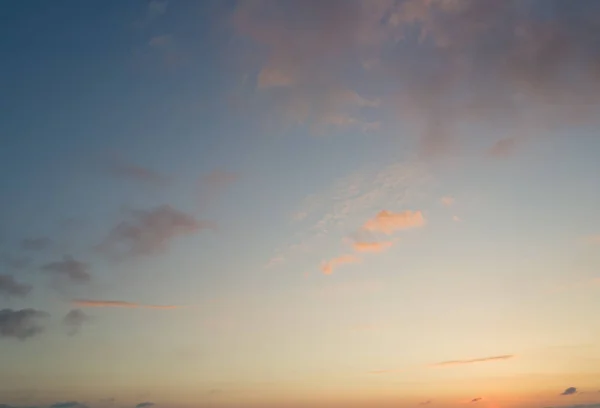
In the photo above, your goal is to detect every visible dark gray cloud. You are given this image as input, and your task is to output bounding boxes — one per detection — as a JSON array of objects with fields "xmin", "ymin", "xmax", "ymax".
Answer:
[
  {"xmin": 63, "ymin": 309, "xmax": 91, "ymax": 336},
  {"xmin": 561, "ymin": 387, "xmax": 578, "ymax": 396},
  {"xmin": 0, "ymin": 308, "xmax": 48, "ymax": 340},
  {"xmin": 40, "ymin": 256, "xmax": 91, "ymax": 284},
  {"xmin": 97, "ymin": 205, "xmax": 214, "ymax": 258},
  {"xmin": 0, "ymin": 275, "xmax": 32, "ymax": 298},
  {"xmin": 135, "ymin": 402, "xmax": 155, "ymax": 408},
  {"xmin": 50, "ymin": 402, "xmax": 88, "ymax": 408},
  {"xmin": 20, "ymin": 237, "xmax": 53, "ymax": 251}
]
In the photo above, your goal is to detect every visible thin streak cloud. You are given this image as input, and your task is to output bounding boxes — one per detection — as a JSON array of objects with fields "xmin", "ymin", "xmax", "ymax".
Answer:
[
  {"xmin": 433, "ymin": 354, "xmax": 515, "ymax": 367},
  {"xmin": 72, "ymin": 300, "xmax": 182, "ymax": 310}
]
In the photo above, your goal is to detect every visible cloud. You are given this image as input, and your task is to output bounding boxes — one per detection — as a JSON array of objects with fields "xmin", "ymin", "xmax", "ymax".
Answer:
[
  {"xmin": 20, "ymin": 237, "xmax": 52, "ymax": 251},
  {"xmin": 136, "ymin": 403, "xmax": 155, "ymax": 408},
  {"xmin": 232, "ymin": 1, "xmax": 600, "ymax": 150},
  {"xmin": 0, "ymin": 308, "xmax": 48, "ymax": 340},
  {"xmin": 149, "ymin": 34, "xmax": 174, "ymax": 48},
  {"xmin": 546, "ymin": 405, "xmax": 600, "ymax": 408},
  {"xmin": 321, "ymin": 254, "xmax": 360, "ymax": 275},
  {"xmin": 204, "ymin": 170, "xmax": 239, "ymax": 187},
  {"xmin": 63, "ymin": 309, "xmax": 91, "ymax": 336},
  {"xmin": 585, "ymin": 235, "xmax": 600, "ymax": 245},
  {"xmin": 561, "ymin": 387, "xmax": 578, "ymax": 396},
  {"xmin": 352, "ymin": 241, "xmax": 393, "ymax": 253},
  {"xmin": 0, "ymin": 275, "xmax": 32, "ymax": 298},
  {"xmin": 420, "ymin": 401, "xmax": 432, "ymax": 406},
  {"xmin": 488, "ymin": 137, "xmax": 519, "ymax": 158},
  {"xmin": 108, "ymin": 156, "xmax": 170, "ymax": 186},
  {"xmin": 50, "ymin": 402, "xmax": 88, "ymax": 408},
  {"xmin": 98, "ymin": 205, "xmax": 214, "ymax": 258},
  {"xmin": 41, "ymin": 256, "xmax": 91, "ymax": 284},
  {"xmin": 441, "ymin": 196, "xmax": 455, "ymax": 206},
  {"xmin": 453, "ymin": 215, "xmax": 462, "ymax": 222},
  {"xmin": 471, "ymin": 398, "xmax": 483, "ymax": 403},
  {"xmin": 368, "ymin": 369, "xmax": 403, "ymax": 375},
  {"xmin": 433, "ymin": 354, "xmax": 515, "ymax": 367},
  {"xmin": 232, "ymin": 0, "xmax": 387, "ymax": 131},
  {"xmin": 363, "ymin": 210, "xmax": 425, "ymax": 235},
  {"xmin": 73, "ymin": 299, "xmax": 181, "ymax": 310},
  {"xmin": 135, "ymin": 0, "xmax": 168, "ymax": 28}
]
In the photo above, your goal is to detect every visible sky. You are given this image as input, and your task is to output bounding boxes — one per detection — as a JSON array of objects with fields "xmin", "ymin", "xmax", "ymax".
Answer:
[{"xmin": 1, "ymin": 1, "xmax": 600, "ymax": 408}]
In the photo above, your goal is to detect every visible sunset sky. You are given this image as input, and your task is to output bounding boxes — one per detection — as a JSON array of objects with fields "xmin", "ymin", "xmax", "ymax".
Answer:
[{"xmin": 1, "ymin": 1, "xmax": 600, "ymax": 408}]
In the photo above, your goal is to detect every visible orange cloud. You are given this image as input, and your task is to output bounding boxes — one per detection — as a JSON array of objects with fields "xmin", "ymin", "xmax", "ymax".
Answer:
[
  {"xmin": 441, "ymin": 196, "xmax": 455, "ymax": 206},
  {"xmin": 488, "ymin": 137, "xmax": 519, "ymax": 158},
  {"xmin": 73, "ymin": 299, "xmax": 181, "ymax": 310},
  {"xmin": 363, "ymin": 210, "xmax": 425, "ymax": 234},
  {"xmin": 353, "ymin": 241, "xmax": 393, "ymax": 253},
  {"xmin": 321, "ymin": 254, "xmax": 360, "ymax": 275},
  {"xmin": 433, "ymin": 354, "xmax": 515, "ymax": 367}
]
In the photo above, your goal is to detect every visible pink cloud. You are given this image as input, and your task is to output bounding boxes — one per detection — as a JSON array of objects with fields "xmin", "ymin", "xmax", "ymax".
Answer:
[
  {"xmin": 363, "ymin": 210, "xmax": 425, "ymax": 235},
  {"xmin": 353, "ymin": 241, "xmax": 393, "ymax": 253},
  {"xmin": 321, "ymin": 254, "xmax": 360, "ymax": 275},
  {"xmin": 441, "ymin": 196, "xmax": 455, "ymax": 206},
  {"xmin": 433, "ymin": 354, "xmax": 515, "ymax": 367}
]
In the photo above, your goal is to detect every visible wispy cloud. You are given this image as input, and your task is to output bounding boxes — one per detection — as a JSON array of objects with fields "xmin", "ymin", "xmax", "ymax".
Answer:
[
  {"xmin": 97, "ymin": 205, "xmax": 214, "ymax": 258},
  {"xmin": 41, "ymin": 256, "xmax": 91, "ymax": 284},
  {"xmin": 0, "ymin": 275, "xmax": 32, "ymax": 298},
  {"xmin": 488, "ymin": 137, "xmax": 519, "ymax": 158},
  {"xmin": 368, "ymin": 369, "xmax": 403, "ymax": 375},
  {"xmin": 108, "ymin": 156, "xmax": 170, "ymax": 186},
  {"xmin": 136, "ymin": 402, "xmax": 155, "ymax": 408},
  {"xmin": 50, "ymin": 402, "xmax": 88, "ymax": 408},
  {"xmin": 321, "ymin": 254, "xmax": 360, "ymax": 275},
  {"xmin": 433, "ymin": 354, "xmax": 515, "ymax": 367},
  {"xmin": 441, "ymin": 196, "xmax": 455, "ymax": 207},
  {"xmin": 352, "ymin": 241, "xmax": 393, "ymax": 253},
  {"xmin": 20, "ymin": 237, "xmax": 53, "ymax": 251},
  {"xmin": 73, "ymin": 299, "xmax": 182, "ymax": 310},
  {"xmin": 420, "ymin": 401, "xmax": 432, "ymax": 406},
  {"xmin": 0, "ymin": 308, "xmax": 48, "ymax": 340},
  {"xmin": 135, "ymin": 0, "xmax": 168, "ymax": 28},
  {"xmin": 63, "ymin": 309, "xmax": 91, "ymax": 336},
  {"xmin": 471, "ymin": 398, "xmax": 483, "ymax": 403},
  {"xmin": 363, "ymin": 210, "xmax": 425, "ymax": 235}
]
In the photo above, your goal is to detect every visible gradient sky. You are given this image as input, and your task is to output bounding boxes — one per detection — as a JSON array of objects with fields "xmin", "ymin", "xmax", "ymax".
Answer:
[{"xmin": 1, "ymin": 1, "xmax": 600, "ymax": 408}]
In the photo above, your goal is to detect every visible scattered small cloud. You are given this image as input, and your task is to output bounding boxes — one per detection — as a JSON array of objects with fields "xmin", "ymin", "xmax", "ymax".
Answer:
[
  {"xmin": 420, "ymin": 400, "xmax": 432, "ymax": 406},
  {"xmin": 352, "ymin": 241, "xmax": 393, "ymax": 253},
  {"xmin": 363, "ymin": 210, "xmax": 425, "ymax": 235},
  {"xmin": 63, "ymin": 309, "xmax": 91, "ymax": 336},
  {"xmin": 108, "ymin": 156, "xmax": 170, "ymax": 187},
  {"xmin": 97, "ymin": 205, "xmax": 214, "ymax": 258},
  {"xmin": 471, "ymin": 398, "xmax": 483, "ymax": 403},
  {"xmin": 20, "ymin": 237, "xmax": 53, "ymax": 251},
  {"xmin": 41, "ymin": 256, "xmax": 91, "ymax": 284},
  {"xmin": 203, "ymin": 170, "xmax": 239, "ymax": 187},
  {"xmin": 368, "ymin": 369, "xmax": 403, "ymax": 375},
  {"xmin": 0, "ymin": 308, "xmax": 48, "ymax": 340},
  {"xmin": 453, "ymin": 215, "xmax": 462, "ymax": 222},
  {"xmin": 0, "ymin": 275, "xmax": 32, "ymax": 298},
  {"xmin": 321, "ymin": 254, "xmax": 360, "ymax": 275},
  {"xmin": 433, "ymin": 354, "xmax": 514, "ymax": 367},
  {"xmin": 561, "ymin": 387, "xmax": 577, "ymax": 396},
  {"xmin": 149, "ymin": 34, "xmax": 174, "ymax": 48},
  {"xmin": 136, "ymin": 402, "xmax": 155, "ymax": 408},
  {"xmin": 73, "ymin": 299, "xmax": 181, "ymax": 310},
  {"xmin": 585, "ymin": 235, "xmax": 600, "ymax": 245},
  {"xmin": 488, "ymin": 137, "xmax": 519, "ymax": 158},
  {"xmin": 135, "ymin": 0, "xmax": 168, "ymax": 28},
  {"xmin": 50, "ymin": 402, "xmax": 88, "ymax": 408},
  {"xmin": 441, "ymin": 196, "xmax": 455, "ymax": 206}
]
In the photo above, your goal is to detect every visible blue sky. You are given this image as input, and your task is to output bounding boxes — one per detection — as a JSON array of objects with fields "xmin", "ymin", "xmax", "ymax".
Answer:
[{"xmin": 1, "ymin": 1, "xmax": 600, "ymax": 408}]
